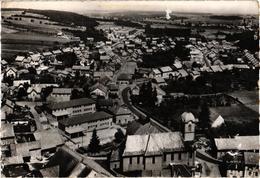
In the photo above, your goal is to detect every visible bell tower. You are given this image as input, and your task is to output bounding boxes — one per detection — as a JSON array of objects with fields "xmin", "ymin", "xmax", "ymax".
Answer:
[{"xmin": 181, "ymin": 112, "xmax": 197, "ymax": 142}]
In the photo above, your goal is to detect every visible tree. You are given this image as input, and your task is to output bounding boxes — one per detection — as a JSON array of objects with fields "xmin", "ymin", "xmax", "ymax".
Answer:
[
  {"xmin": 152, "ymin": 87, "xmax": 158, "ymax": 106},
  {"xmin": 28, "ymin": 67, "xmax": 37, "ymax": 75},
  {"xmin": 17, "ymin": 87, "xmax": 27, "ymax": 100},
  {"xmin": 199, "ymin": 103, "xmax": 211, "ymax": 129},
  {"xmin": 41, "ymin": 86, "xmax": 53, "ymax": 101},
  {"xmin": 88, "ymin": 129, "xmax": 100, "ymax": 153},
  {"xmin": 114, "ymin": 128, "xmax": 125, "ymax": 143}
]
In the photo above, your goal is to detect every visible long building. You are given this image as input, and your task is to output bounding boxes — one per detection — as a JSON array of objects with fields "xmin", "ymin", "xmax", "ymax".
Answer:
[
  {"xmin": 58, "ymin": 111, "xmax": 113, "ymax": 138},
  {"xmin": 47, "ymin": 98, "xmax": 96, "ymax": 120}
]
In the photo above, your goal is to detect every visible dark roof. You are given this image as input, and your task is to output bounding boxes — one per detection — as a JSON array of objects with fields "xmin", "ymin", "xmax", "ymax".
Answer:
[
  {"xmin": 126, "ymin": 121, "xmax": 142, "ymax": 135},
  {"xmin": 134, "ymin": 122, "xmax": 160, "ymax": 135},
  {"xmin": 49, "ymin": 98, "xmax": 95, "ymax": 110},
  {"xmin": 44, "ymin": 146, "xmax": 112, "ymax": 177},
  {"xmin": 244, "ymin": 152, "xmax": 259, "ymax": 165},
  {"xmin": 117, "ymin": 73, "xmax": 132, "ymax": 81},
  {"xmin": 59, "ymin": 111, "xmax": 112, "ymax": 127}
]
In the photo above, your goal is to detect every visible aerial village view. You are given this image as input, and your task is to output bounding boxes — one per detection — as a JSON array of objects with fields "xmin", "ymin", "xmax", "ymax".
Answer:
[{"xmin": 1, "ymin": 1, "xmax": 259, "ymax": 177}]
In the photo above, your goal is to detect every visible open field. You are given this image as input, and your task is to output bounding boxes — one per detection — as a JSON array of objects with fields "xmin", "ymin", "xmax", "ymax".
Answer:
[
  {"xmin": 2, "ymin": 32, "xmax": 71, "ymax": 43},
  {"xmin": 1, "ymin": 31, "xmax": 73, "ymax": 59},
  {"xmin": 210, "ymin": 104, "xmax": 258, "ymax": 124}
]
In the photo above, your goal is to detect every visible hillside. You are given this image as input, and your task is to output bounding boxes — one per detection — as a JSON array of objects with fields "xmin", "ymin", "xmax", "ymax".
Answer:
[{"xmin": 2, "ymin": 8, "xmax": 99, "ymax": 28}]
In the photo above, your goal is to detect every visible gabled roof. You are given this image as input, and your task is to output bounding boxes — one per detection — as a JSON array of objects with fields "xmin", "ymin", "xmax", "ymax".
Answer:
[
  {"xmin": 123, "ymin": 132, "xmax": 185, "ymax": 157},
  {"xmin": 160, "ymin": 66, "xmax": 172, "ymax": 73},
  {"xmin": 15, "ymin": 56, "xmax": 25, "ymax": 62},
  {"xmin": 6, "ymin": 67, "xmax": 18, "ymax": 73},
  {"xmin": 34, "ymin": 129, "xmax": 64, "ymax": 151},
  {"xmin": 117, "ymin": 73, "xmax": 131, "ymax": 81},
  {"xmin": 58, "ymin": 111, "xmax": 112, "ymax": 127},
  {"xmin": 72, "ymin": 65, "xmax": 90, "ymax": 71},
  {"xmin": 244, "ymin": 152, "xmax": 259, "ymax": 165},
  {"xmin": 44, "ymin": 146, "xmax": 113, "ymax": 177},
  {"xmin": 123, "ymin": 135, "xmax": 149, "ymax": 156},
  {"xmin": 134, "ymin": 123, "xmax": 160, "ymax": 135},
  {"xmin": 49, "ymin": 98, "xmax": 95, "ymax": 110},
  {"xmin": 90, "ymin": 83, "xmax": 107, "ymax": 93},
  {"xmin": 1, "ymin": 59, "xmax": 8, "ymax": 65},
  {"xmin": 145, "ymin": 132, "xmax": 184, "ymax": 156},
  {"xmin": 0, "ymin": 123, "xmax": 15, "ymax": 139},
  {"xmin": 214, "ymin": 135, "xmax": 259, "ymax": 151},
  {"xmin": 52, "ymin": 88, "xmax": 72, "ymax": 95},
  {"xmin": 116, "ymin": 106, "xmax": 131, "ymax": 116}
]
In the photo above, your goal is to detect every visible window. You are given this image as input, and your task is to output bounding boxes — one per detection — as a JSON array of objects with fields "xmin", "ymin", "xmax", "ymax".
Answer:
[
  {"xmin": 188, "ymin": 124, "xmax": 192, "ymax": 132},
  {"xmin": 163, "ymin": 154, "xmax": 167, "ymax": 161},
  {"xmin": 129, "ymin": 157, "xmax": 132, "ymax": 164},
  {"xmin": 189, "ymin": 152, "xmax": 192, "ymax": 158},
  {"xmin": 137, "ymin": 156, "xmax": 140, "ymax": 164},
  {"xmin": 178, "ymin": 152, "xmax": 182, "ymax": 160},
  {"xmin": 171, "ymin": 153, "xmax": 174, "ymax": 160},
  {"xmin": 152, "ymin": 157, "xmax": 155, "ymax": 164}
]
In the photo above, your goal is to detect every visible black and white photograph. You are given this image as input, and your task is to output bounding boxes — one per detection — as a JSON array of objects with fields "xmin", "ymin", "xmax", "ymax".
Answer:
[{"xmin": 1, "ymin": 0, "xmax": 259, "ymax": 177}]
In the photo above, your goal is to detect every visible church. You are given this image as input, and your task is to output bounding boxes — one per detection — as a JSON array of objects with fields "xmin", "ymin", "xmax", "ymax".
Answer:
[{"xmin": 122, "ymin": 112, "xmax": 198, "ymax": 175}]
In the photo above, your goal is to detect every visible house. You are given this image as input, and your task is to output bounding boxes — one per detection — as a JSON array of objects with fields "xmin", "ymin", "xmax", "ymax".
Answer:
[
  {"xmin": 90, "ymin": 83, "xmax": 108, "ymax": 99},
  {"xmin": 39, "ymin": 146, "xmax": 113, "ymax": 177},
  {"xmin": 47, "ymin": 88, "xmax": 72, "ymax": 102},
  {"xmin": 1, "ymin": 59, "xmax": 8, "ymax": 68},
  {"xmin": 72, "ymin": 65, "xmax": 90, "ymax": 75},
  {"xmin": 122, "ymin": 132, "xmax": 194, "ymax": 173},
  {"xmin": 108, "ymin": 83, "xmax": 119, "ymax": 95},
  {"xmin": 214, "ymin": 135, "xmax": 259, "ymax": 159},
  {"xmin": 243, "ymin": 152, "xmax": 259, "ymax": 177},
  {"xmin": 52, "ymin": 49, "xmax": 62, "ymax": 55},
  {"xmin": 117, "ymin": 73, "xmax": 132, "ymax": 85},
  {"xmin": 48, "ymin": 98, "xmax": 96, "ymax": 120},
  {"xmin": 154, "ymin": 77, "xmax": 167, "ymax": 86},
  {"xmin": 211, "ymin": 65, "xmax": 223, "ymax": 73},
  {"xmin": 58, "ymin": 111, "xmax": 113, "ymax": 138},
  {"xmin": 110, "ymin": 148, "xmax": 121, "ymax": 170},
  {"xmin": 15, "ymin": 56, "xmax": 25, "ymax": 63},
  {"xmin": 131, "ymin": 85, "xmax": 140, "ymax": 96},
  {"xmin": 98, "ymin": 75, "xmax": 112, "ymax": 86},
  {"xmin": 13, "ymin": 80, "xmax": 31, "ymax": 87},
  {"xmin": 1, "ymin": 123, "xmax": 15, "ymax": 146},
  {"xmin": 27, "ymin": 85, "xmax": 42, "ymax": 101},
  {"xmin": 33, "ymin": 129, "xmax": 64, "ymax": 154},
  {"xmin": 5, "ymin": 67, "xmax": 17, "ymax": 78},
  {"xmin": 114, "ymin": 106, "xmax": 134, "ymax": 126},
  {"xmin": 150, "ymin": 68, "xmax": 162, "ymax": 78},
  {"xmin": 93, "ymin": 71, "xmax": 114, "ymax": 80},
  {"xmin": 1, "ymin": 99, "xmax": 15, "ymax": 120},
  {"xmin": 10, "ymin": 141, "xmax": 41, "ymax": 162},
  {"xmin": 178, "ymin": 69, "xmax": 189, "ymax": 78},
  {"xmin": 160, "ymin": 66, "xmax": 173, "ymax": 79},
  {"xmin": 42, "ymin": 51, "xmax": 53, "ymax": 57},
  {"xmin": 214, "ymin": 136, "xmax": 259, "ymax": 177},
  {"xmin": 100, "ymin": 55, "xmax": 110, "ymax": 62}
]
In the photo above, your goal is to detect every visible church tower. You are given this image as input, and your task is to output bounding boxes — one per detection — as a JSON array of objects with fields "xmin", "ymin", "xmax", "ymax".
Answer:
[{"xmin": 181, "ymin": 112, "xmax": 197, "ymax": 142}]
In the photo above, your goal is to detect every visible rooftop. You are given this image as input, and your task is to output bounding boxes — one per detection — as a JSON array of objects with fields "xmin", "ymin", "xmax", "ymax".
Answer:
[
  {"xmin": 59, "ymin": 111, "xmax": 112, "ymax": 127},
  {"xmin": 214, "ymin": 135, "xmax": 259, "ymax": 151},
  {"xmin": 0, "ymin": 123, "xmax": 15, "ymax": 139},
  {"xmin": 49, "ymin": 98, "xmax": 95, "ymax": 110},
  {"xmin": 52, "ymin": 88, "xmax": 72, "ymax": 94},
  {"xmin": 34, "ymin": 129, "xmax": 64, "ymax": 151},
  {"xmin": 123, "ymin": 132, "xmax": 184, "ymax": 157}
]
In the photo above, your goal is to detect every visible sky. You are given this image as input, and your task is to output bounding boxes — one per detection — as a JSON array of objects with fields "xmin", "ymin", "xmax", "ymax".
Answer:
[{"xmin": 2, "ymin": 1, "xmax": 258, "ymax": 15}]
